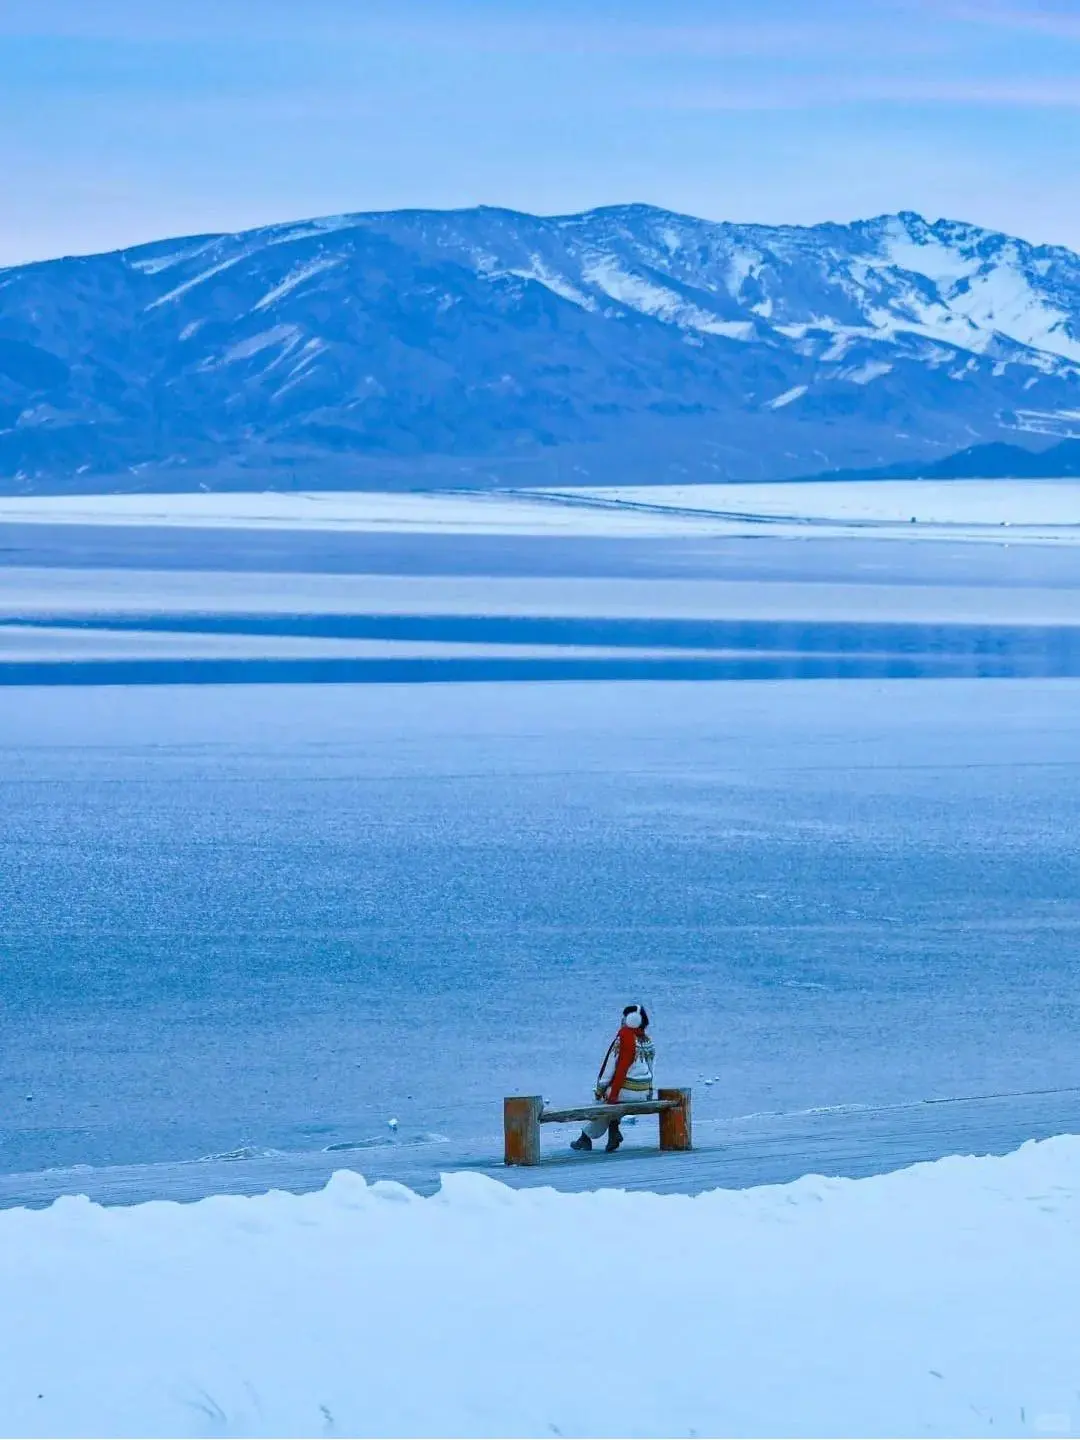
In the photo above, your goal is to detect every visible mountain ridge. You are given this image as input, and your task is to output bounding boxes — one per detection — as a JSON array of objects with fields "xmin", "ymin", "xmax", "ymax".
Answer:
[
  {"xmin": 809, "ymin": 435, "xmax": 1080, "ymax": 481},
  {"xmin": 2, "ymin": 202, "xmax": 1079, "ymax": 492}
]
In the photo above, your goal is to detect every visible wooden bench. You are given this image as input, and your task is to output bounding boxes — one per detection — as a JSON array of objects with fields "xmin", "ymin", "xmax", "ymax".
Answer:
[{"xmin": 504, "ymin": 1088, "xmax": 692, "ymax": 1166}]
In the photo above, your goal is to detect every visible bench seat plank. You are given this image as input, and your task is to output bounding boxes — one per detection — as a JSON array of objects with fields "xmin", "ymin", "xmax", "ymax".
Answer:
[{"xmin": 540, "ymin": 1100, "xmax": 678, "ymax": 1124}]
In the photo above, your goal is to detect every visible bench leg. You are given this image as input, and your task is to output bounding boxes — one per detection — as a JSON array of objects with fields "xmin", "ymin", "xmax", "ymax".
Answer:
[
  {"xmin": 504, "ymin": 1095, "xmax": 543, "ymax": 1166},
  {"xmin": 658, "ymin": 1087, "xmax": 692, "ymax": 1152}
]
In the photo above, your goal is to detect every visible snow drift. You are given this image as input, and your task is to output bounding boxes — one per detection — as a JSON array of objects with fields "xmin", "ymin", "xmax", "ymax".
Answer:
[{"xmin": 1, "ymin": 1138, "xmax": 1078, "ymax": 1438}]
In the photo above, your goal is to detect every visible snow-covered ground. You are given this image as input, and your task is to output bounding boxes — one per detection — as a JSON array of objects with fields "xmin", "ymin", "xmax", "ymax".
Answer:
[
  {"xmin": 559, "ymin": 479, "xmax": 1080, "ymax": 531},
  {"xmin": 2, "ymin": 1138, "xmax": 1078, "ymax": 1439},
  {"xmin": 0, "ymin": 490, "xmax": 717, "ymax": 536},
  {"xmin": 2, "ymin": 479, "xmax": 1080, "ymax": 542}
]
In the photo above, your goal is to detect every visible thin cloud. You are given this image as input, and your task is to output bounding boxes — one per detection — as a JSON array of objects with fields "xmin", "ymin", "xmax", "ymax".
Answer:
[
  {"xmin": 665, "ymin": 73, "xmax": 1080, "ymax": 111},
  {"xmin": 372, "ymin": 16, "xmax": 945, "ymax": 61},
  {"xmin": 0, "ymin": 2, "xmax": 946, "ymax": 59},
  {"xmin": 889, "ymin": 76, "xmax": 1080, "ymax": 105},
  {"xmin": 940, "ymin": 1, "xmax": 1080, "ymax": 40}
]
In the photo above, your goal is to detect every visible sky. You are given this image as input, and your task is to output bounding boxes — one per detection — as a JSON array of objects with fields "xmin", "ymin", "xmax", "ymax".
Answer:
[{"xmin": 1, "ymin": 0, "xmax": 1079, "ymax": 266}]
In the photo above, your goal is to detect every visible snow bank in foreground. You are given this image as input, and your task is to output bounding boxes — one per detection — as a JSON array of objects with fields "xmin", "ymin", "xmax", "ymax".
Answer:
[{"xmin": 2, "ymin": 1140, "xmax": 1078, "ymax": 1439}]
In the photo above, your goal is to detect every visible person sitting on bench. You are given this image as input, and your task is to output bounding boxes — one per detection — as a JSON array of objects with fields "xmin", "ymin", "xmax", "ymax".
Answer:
[{"xmin": 571, "ymin": 1004, "xmax": 654, "ymax": 1153}]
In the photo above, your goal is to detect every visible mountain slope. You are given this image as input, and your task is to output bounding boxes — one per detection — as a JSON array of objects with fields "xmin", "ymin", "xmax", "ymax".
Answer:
[
  {"xmin": 1, "ymin": 204, "xmax": 1079, "ymax": 491},
  {"xmin": 812, "ymin": 435, "xmax": 1080, "ymax": 481}
]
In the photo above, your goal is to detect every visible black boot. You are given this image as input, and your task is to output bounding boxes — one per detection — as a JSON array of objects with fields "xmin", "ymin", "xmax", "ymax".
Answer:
[
  {"xmin": 570, "ymin": 1132, "xmax": 593, "ymax": 1152},
  {"xmin": 605, "ymin": 1122, "xmax": 624, "ymax": 1153}
]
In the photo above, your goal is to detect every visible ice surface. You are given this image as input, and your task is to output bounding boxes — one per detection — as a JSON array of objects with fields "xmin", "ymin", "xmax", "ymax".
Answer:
[
  {"xmin": 4, "ymin": 509, "xmax": 1079, "ymax": 1223},
  {"xmin": 0, "ymin": 626, "xmax": 753, "ymax": 663},
  {"xmin": 2, "ymin": 1139, "xmax": 1079, "ymax": 1438},
  {"xmin": 6, "ymin": 565, "xmax": 1080, "ymax": 623},
  {"xmin": 4, "ymin": 679, "xmax": 1080, "ymax": 1177}
]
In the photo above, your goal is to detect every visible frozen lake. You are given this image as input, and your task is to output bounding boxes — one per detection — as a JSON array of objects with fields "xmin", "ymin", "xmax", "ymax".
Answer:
[
  {"xmin": 1, "ymin": 494, "xmax": 1079, "ymax": 1204},
  {"xmin": 3, "ymin": 678, "xmax": 1079, "ymax": 1196}
]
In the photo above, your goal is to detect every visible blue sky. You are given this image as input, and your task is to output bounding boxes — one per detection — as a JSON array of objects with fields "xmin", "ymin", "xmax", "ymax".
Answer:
[{"xmin": 2, "ymin": 0, "xmax": 1079, "ymax": 265}]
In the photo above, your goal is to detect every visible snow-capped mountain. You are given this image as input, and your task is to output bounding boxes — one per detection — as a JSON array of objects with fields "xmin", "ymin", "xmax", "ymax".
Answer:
[{"xmin": 1, "ymin": 203, "xmax": 1079, "ymax": 491}]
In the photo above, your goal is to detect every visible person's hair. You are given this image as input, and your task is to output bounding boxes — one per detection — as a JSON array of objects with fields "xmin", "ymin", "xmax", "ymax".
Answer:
[{"xmin": 623, "ymin": 1003, "xmax": 650, "ymax": 1031}]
